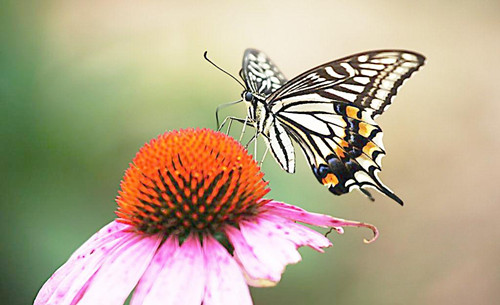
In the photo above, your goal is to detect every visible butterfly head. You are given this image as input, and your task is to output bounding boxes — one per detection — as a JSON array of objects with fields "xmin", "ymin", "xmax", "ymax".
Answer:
[
  {"xmin": 242, "ymin": 90, "xmax": 266, "ymax": 105},
  {"xmin": 241, "ymin": 91, "xmax": 255, "ymax": 120},
  {"xmin": 242, "ymin": 91, "xmax": 254, "ymax": 103},
  {"xmin": 242, "ymin": 90, "xmax": 267, "ymax": 122}
]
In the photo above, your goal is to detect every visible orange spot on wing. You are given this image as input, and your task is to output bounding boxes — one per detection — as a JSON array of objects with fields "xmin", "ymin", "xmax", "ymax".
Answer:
[
  {"xmin": 346, "ymin": 106, "xmax": 359, "ymax": 118},
  {"xmin": 358, "ymin": 122, "xmax": 373, "ymax": 137},
  {"xmin": 321, "ymin": 173, "xmax": 339, "ymax": 186},
  {"xmin": 334, "ymin": 146, "xmax": 345, "ymax": 158},
  {"xmin": 334, "ymin": 140, "xmax": 349, "ymax": 158},
  {"xmin": 362, "ymin": 142, "xmax": 378, "ymax": 156}
]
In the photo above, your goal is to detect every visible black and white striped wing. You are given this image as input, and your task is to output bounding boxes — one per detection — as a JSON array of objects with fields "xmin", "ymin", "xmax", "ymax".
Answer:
[
  {"xmin": 242, "ymin": 48, "xmax": 288, "ymax": 97},
  {"xmin": 269, "ymin": 50, "xmax": 425, "ymax": 118},
  {"xmin": 269, "ymin": 50, "xmax": 425, "ymax": 204},
  {"xmin": 266, "ymin": 119, "xmax": 296, "ymax": 173}
]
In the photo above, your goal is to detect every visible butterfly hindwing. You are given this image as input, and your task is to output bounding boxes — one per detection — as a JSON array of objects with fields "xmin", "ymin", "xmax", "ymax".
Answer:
[
  {"xmin": 275, "ymin": 99, "xmax": 402, "ymax": 204},
  {"xmin": 266, "ymin": 119, "xmax": 296, "ymax": 173}
]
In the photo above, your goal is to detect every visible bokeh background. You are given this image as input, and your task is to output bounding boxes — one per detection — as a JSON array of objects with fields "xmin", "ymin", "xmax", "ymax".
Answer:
[{"xmin": 2, "ymin": 0, "xmax": 499, "ymax": 304}]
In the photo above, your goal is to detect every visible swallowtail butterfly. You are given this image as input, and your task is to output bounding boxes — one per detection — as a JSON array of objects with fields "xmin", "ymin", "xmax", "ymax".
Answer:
[{"xmin": 223, "ymin": 49, "xmax": 425, "ymax": 205}]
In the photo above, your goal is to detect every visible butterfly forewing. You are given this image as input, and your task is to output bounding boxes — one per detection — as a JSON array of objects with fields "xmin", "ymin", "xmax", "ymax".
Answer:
[
  {"xmin": 269, "ymin": 50, "xmax": 425, "ymax": 118},
  {"xmin": 242, "ymin": 49, "xmax": 288, "ymax": 97}
]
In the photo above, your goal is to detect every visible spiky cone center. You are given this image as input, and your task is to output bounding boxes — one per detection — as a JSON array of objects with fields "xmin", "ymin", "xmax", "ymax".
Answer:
[{"xmin": 115, "ymin": 129, "xmax": 270, "ymax": 238}]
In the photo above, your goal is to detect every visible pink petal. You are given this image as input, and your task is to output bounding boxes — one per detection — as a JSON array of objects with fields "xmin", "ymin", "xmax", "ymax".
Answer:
[
  {"xmin": 35, "ymin": 221, "xmax": 134, "ymax": 305},
  {"xmin": 76, "ymin": 233, "xmax": 162, "ymax": 305},
  {"xmin": 202, "ymin": 235, "xmax": 252, "ymax": 305},
  {"xmin": 224, "ymin": 225, "xmax": 276, "ymax": 286},
  {"xmin": 226, "ymin": 219, "xmax": 302, "ymax": 287},
  {"xmin": 139, "ymin": 234, "xmax": 206, "ymax": 305},
  {"xmin": 130, "ymin": 236, "xmax": 179, "ymax": 305},
  {"xmin": 258, "ymin": 214, "xmax": 331, "ymax": 252},
  {"xmin": 66, "ymin": 221, "xmax": 131, "ymax": 262},
  {"xmin": 264, "ymin": 201, "xmax": 379, "ymax": 243}
]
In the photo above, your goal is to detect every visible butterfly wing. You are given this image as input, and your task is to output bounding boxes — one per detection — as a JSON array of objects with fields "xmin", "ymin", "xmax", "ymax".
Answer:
[
  {"xmin": 242, "ymin": 48, "xmax": 288, "ymax": 97},
  {"xmin": 268, "ymin": 50, "xmax": 425, "ymax": 204},
  {"xmin": 269, "ymin": 50, "xmax": 425, "ymax": 118},
  {"xmin": 265, "ymin": 119, "xmax": 296, "ymax": 173}
]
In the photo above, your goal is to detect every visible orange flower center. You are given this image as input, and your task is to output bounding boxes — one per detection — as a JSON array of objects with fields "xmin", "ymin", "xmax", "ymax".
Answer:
[{"xmin": 115, "ymin": 129, "xmax": 269, "ymax": 237}]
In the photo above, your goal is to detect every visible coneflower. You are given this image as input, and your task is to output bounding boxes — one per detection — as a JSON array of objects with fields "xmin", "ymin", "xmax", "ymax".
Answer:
[{"xmin": 34, "ymin": 128, "xmax": 377, "ymax": 305}]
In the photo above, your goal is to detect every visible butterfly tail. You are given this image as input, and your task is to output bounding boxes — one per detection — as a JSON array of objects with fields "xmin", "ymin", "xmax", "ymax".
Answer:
[
  {"xmin": 364, "ymin": 174, "xmax": 404, "ymax": 206},
  {"xmin": 312, "ymin": 155, "xmax": 404, "ymax": 205}
]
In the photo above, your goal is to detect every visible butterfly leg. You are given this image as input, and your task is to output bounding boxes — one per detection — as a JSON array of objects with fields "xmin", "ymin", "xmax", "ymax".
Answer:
[
  {"xmin": 215, "ymin": 99, "xmax": 243, "ymax": 130},
  {"xmin": 254, "ymin": 128, "xmax": 258, "ymax": 159},
  {"xmin": 239, "ymin": 116, "xmax": 249, "ymax": 142},
  {"xmin": 247, "ymin": 127, "xmax": 262, "ymax": 159},
  {"xmin": 244, "ymin": 132, "xmax": 260, "ymax": 160},
  {"xmin": 218, "ymin": 116, "xmax": 248, "ymax": 134},
  {"xmin": 258, "ymin": 133, "xmax": 272, "ymax": 168},
  {"xmin": 225, "ymin": 117, "xmax": 236, "ymax": 134},
  {"xmin": 218, "ymin": 116, "xmax": 231, "ymax": 132},
  {"xmin": 259, "ymin": 145, "xmax": 270, "ymax": 167},
  {"xmin": 244, "ymin": 134, "xmax": 256, "ymax": 149},
  {"xmin": 243, "ymin": 132, "xmax": 267, "ymax": 170}
]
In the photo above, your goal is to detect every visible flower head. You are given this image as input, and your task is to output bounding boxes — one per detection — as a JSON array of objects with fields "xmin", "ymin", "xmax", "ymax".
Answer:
[
  {"xmin": 115, "ymin": 129, "xmax": 269, "ymax": 236},
  {"xmin": 35, "ymin": 128, "xmax": 378, "ymax": 305}
]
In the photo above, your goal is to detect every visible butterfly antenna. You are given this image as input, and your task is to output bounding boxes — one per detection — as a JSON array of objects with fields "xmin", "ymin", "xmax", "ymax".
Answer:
[{"xmin": 204, "ymin": 51, "xmax": 246, "ymax": 89}]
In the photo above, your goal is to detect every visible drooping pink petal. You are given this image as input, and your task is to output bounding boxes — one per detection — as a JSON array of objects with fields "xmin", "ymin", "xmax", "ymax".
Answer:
[
  {"xmin": 48, "ymin": 237, "xmax": 126, "ymax": 305},
  {"xmin": 66, "ymin": 221, "xmax": 131, "ymax": 262},
  {"xmin": 139, "ymin": 234, "xmax": 206, "ymax": 305},
  {"xmin": 202, "ymin": 235, "xmax": 252, "ymax": 305},
  {"xmin": 35, "ymin": 221, "xmax": 134, "ymax": 305},
  {"xmin": 227, "ymin": 219, "xmax": 302, "ymax": 287},
  {"xmin": 264, "ymin": 201, "xmax": 379, "ymax": 243},
  {"xmin": 76, "ymin": 233, "xmax": 162, "ymax": 305},
  {"xmin": 258, "ymin": 213, "xmax": 332, "ymax": 252},
  {"xmin": 130, "ymin": 236, "xmax": 179, "ymax": 305},
  {"xmin": 224, "ymin": 225, "xmax": 276, "ymax": 286}
]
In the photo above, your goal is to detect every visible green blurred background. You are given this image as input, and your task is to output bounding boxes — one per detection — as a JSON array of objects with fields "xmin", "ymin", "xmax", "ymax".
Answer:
[{"xmin": 2, "ymin": 0, "xmax": 499, "ymax": 304}]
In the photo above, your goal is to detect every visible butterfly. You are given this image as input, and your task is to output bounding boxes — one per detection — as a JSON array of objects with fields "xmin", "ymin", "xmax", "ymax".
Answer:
[{"xmin": 218, "ymin": 48, "xmax": 425, "ymax": 205}]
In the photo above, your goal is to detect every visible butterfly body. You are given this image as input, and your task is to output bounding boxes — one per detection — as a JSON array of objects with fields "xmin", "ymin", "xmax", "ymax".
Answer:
[
  {"xmin": 237, "ymin": 48, "xmax": 425, "ymax": 205},
  {"xmin": 242, "ymin": 91, "xmax": 266, "ymax": 130}
]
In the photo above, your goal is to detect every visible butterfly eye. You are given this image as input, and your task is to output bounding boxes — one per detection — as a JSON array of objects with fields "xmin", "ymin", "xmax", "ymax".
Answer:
[{"xmin": 244, "ymin": 92, "xmax": 253, "ymax": 102}]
